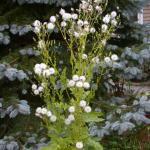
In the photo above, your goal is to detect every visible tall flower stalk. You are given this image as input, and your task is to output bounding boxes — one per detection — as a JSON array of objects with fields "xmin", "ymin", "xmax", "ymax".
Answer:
[{"xmin": 32, "ymin": 0, "xmax": 118, "ymax": 149}]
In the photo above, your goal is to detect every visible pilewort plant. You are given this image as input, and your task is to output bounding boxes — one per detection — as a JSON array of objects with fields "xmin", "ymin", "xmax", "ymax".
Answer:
[{"xmin": 32, "ymin": 0, "xmax": 118, "ymax": 149}]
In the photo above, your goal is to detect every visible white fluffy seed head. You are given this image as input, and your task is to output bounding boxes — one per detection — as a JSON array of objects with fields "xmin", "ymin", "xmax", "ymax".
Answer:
[
  {"xmin": 68, "ymin": 80, "xmax": 75, "ymax": 87},
  {"xmin": 65, "ymin": 118, "xmax": 71, "ymax": 125},
  {"xmin": 40, "ymin": 63, "xmax": 47, "ymax": 69},
  {"xmin": 102, "ymin": 24, "xmax": 108, "ymax": 33},
  {"xmin": 74, "ymin": 32, "xmax": 80, "ymax": 38},
  {"xmin": 72, "ymin": 75, "xmax": 79, "ymax": 81},
  {"xmin": 68, "ymin": 106, "xmax": 75, "ymax": 113},
  {"xmin": 49, "ymin": 67, "xmax": 55, "ymax": 75},
  {"xmin": 42, "ymin": 69, "xmax": 51, "ymax": 77},
  {"xmin": 32, "ymin": 84, "xmax": 37, "ymax": 90},
  {"xmin": 50, "ymin": 16, "xmax": 56, "ymax": 23},
  {"xmin": 82, "ymin": 54, "xmax": 88, "ymax": 60},
  {"xmin": 111, "ymin": 54, "xmax": 118, "ymax": 61},
  {"xmin": 72, "ymin": 13, "xmax": 78, "ymax": 20},
  {"xmin": 36, "ymin": 107, "xmax": 42, "ymax": 114},
  {"xmin": 59, "ymin": 9, "xmax": 65, "ymax": 15},
  {"xmin": 95, "ymin": 6, "xmax": 102, "ymax": 12},
  {"xmin": 84, "ymin": 106, "xmax": 91, "ymax": 113},
  {"xmin": 47, "ymin": 111, "xmax": 52, "ymax": 117},
  {"xmin": 79, "ymin": 100, "xmax": 87, "ymax": 108},
  {"xmin": 68, "ymin": 114, "xmax": 75, "ymax": 121},
  {"xmin": 83, "ymin": 82, "xmax": 90, "ymax": 89},
  {"xmin": 34, "ymin": 64, "xmax": 42, "ymax": 75},
  {"xmin": 41, "ymin": 108, "xmax": 48, "ymax": 115},
  {"xmin": 79, "ymin": 76, "xmax": 86, "ymax": 82},
  {"xmin": 62, "ymin": 13, "xmax": 72, "ymax": 21},
  {"xmin": 77, "ymin": 20, "xmax": 84, "ymax": 26},
  {"xmin": 50, "ymin": 115, "xmax": 57, "ymax": 122},
  {"xmin": 103, "ymin": 14, "xmax": 110, "ymax": 24},
  {"xmin": 47, "ymin": 23, "xmax": 55, "ymax": 30},
  {"xmin": 90, "ymin": 27, "xmax": 96, "ymax": 33},
  {"xmin": 76, "ymin": 142, "xmax": 83, "ymax": 149},
  {"xmin": 38, "ymin": 86, "xmax": 44, "ymax": 92},
  {"xmin": 33, "ymin": 20, "xmax": 41, "ymax": 27},
  {"xmin": 111, "ymin": 11, "xmax": 117, "ymax": 18},
  {"xmin": 104, "ymin": 57, "xmax": 111, "ymax": 63},
  {"xmin": 61, "ymin": 21, "xmax": 67, "ymax": 27},
  {"xmin": 84, "ymin": 20, "xmax": 89, "ymax": 25},
  {"xmin": 76, "ymin": 81, "xmax": 83, "ymax": 88},
  {"xmin": 34, "ymin": 89, "xmax": 40, "ymax": 95}
]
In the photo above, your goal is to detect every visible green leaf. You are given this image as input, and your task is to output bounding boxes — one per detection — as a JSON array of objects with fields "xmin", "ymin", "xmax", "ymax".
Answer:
[
  {"xmin": 83, "ymin": 112, "xmax": 103, "ymax": 123},
  {"xmin": 41, "ymin": 143, "xmax": 58, "ymax": 150},
  {"xmin": 86, "ymin": 138, "xmax": 103, "ymax": 150}
]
